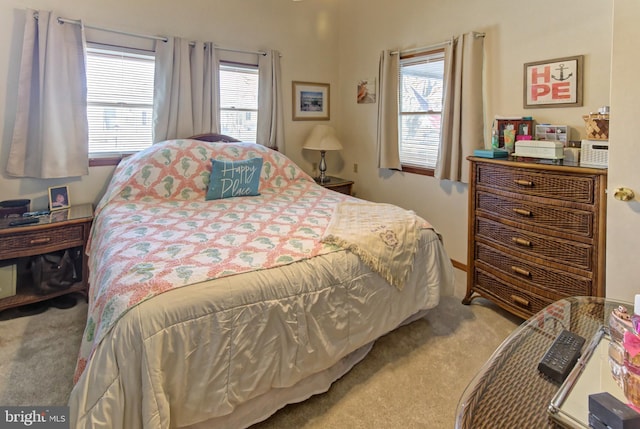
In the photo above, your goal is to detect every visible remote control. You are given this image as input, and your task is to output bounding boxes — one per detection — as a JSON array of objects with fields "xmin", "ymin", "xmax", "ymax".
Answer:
[
  {"xmin": 8, "ymin": 217, "xmax": 40, "ymax": 227},
  {"xmin": 538, "ymin": 329, "xmax": 586, "ymax": 383}
]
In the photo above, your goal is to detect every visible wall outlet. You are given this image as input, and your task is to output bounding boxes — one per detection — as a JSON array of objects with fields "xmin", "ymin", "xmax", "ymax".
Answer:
[
  {"xmin": 353, "ymin": 163, "xmax": 358, "ymax": 173},
  {"xmin": 312, "ymin": 162, "xmax": 317, "ymax": 173}
]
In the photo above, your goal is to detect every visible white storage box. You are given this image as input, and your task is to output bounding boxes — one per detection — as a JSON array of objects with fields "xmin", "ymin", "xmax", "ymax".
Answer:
[
  {"xmin": 580, "ymin": 139, "xmax": 608, "ymax": 168},
  {"xmin": 535, "ymin": 124, "xmax": 569, "ymax": 143},
  {"xmin": 514, "ymin": 140, "xmax": 564, "ymax": 160},
  {"xmin": 0, "ymin": 262, "xmax": 17, "ymax": 299}
]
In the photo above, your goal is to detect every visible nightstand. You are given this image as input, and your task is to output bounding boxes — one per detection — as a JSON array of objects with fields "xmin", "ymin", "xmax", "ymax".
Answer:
[
  {"xmin": 318, "ymin": 176, "xmax": 354, "ymax": 195},
  {"xmin": 0, "ymin": 203, "xmax": 93, "ymax": 312}
]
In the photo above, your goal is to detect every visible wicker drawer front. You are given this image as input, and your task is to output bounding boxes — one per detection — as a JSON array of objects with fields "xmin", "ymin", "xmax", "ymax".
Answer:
[
  {"xmin": 477, "ymin": 192, "xmax": 593, "ymax": 237},
  {"xmin": 476, "ymin": 163, "xmax": 595, "ymax": 204},
  {"xmin": 475, "ymin": 243, "xmax": 592, "ymax": 297},
  {"xmin": 474, "ymin": 268, "xmax": 553, "ymax": 317},
  {"xmin": 0, "ymin": 225, "xmax": 85, "ymax": 256},
  {"xmin": 476, "ymin": 217, "xmax": 592, "ymax": 271}
]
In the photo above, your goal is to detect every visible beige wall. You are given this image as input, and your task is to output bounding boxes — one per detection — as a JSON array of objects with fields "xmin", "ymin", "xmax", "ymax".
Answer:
[
  {"xmin": 0, "ymin": 1, "xmax": 617, "ymax": 277},
  {"xmin": 335, "ymin": 0, "xmax": 612, "ymax": 264}
]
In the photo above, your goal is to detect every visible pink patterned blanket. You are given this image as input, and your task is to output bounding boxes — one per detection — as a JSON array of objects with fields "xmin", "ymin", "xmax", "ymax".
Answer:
[{"xmin": 74, "ymin": 140, "xmax": 350, "ymax": 382}]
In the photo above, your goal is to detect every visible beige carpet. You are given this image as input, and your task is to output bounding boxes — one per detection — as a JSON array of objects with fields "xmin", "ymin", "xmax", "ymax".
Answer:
[
  {"xmin": 0, "ymin": 295, "xmax": 87, "ymax": 406},
  {"xmin": 0, "ymin": 270, "xmax": 521, "ymax": 428}
]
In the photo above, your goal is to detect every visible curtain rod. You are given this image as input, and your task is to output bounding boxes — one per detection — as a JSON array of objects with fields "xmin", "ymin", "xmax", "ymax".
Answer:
[
  {"xmin": 34, "ymin": 13, "xmax": 267, "ymax": 56},
  {"xmin": 390, "ymin": 31, "xmax": 485, "ymax": 56},
  {"xmin": 391, "ymin": 40, "xmax": 450, "ymax": 56}
]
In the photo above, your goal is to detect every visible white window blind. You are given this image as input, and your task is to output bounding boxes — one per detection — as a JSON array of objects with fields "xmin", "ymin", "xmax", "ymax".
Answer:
[
  {"xmin": 220, "ymin": 63, "xmax": 259, "ymax": 142},
  {"xmin": 399, "ymin": 50, "xmax": 445, "ymax": 170},
  {"xmin": 86, "ymin": 46, "xmax": 155, "ymax": 156}
]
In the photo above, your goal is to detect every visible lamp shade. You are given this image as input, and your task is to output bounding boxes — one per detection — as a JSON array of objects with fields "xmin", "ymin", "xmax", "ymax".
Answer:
[{"xmin": 303, "ymin": 125, "xmax": 343, "ymax": 151}]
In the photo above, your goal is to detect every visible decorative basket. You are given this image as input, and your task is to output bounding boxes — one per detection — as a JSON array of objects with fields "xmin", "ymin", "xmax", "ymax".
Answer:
[{"xmin": 583, "ymin": 113, "xmax": 609, "ymax": 140}]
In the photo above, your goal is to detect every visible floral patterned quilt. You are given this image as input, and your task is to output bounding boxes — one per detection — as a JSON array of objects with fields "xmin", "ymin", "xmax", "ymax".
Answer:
[{"xmin": 74, "ymin": 139, "xmax": 350, "ymax": 382}]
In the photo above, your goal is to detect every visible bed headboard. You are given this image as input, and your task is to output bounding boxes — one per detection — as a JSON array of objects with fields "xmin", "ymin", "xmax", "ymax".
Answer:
[
  {"xmin": 188, "ymin": 133, "xmax": 279, "ymax": 151},
  {"xmin": 188, "ymin": 133, "xmax": 241, "ymax": 143}
]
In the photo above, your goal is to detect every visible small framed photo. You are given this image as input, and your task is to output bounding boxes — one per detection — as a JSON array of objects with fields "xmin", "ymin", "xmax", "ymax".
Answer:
[
  {"xmin": 523, "ymin": 55, "xmax": 583, "ymax": 108},
  {"xmin": 292, "ymin": 81, "xmax": 330, "ymax": 121},
  {"xmin": 48, "ymin": 185, "xmax": 70, "ymax": 211}
]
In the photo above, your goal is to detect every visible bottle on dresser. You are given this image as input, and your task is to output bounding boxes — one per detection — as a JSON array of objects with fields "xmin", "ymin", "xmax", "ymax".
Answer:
[
  {"xmin": 623, "ymin": 295, "xmax": 640, "ymax": 410},
  {"xmin": 609, "ymin": 305, "xmax": 633, "ymax": 388}
]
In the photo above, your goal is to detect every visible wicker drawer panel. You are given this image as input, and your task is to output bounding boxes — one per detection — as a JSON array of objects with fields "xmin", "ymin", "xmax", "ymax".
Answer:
[
  {"xmin": 476, "ymin": 163, "xmax": 595, "ymax": 204},
  {"xmin": 476, "ymin": 217, "xmax": 592, "ymax": 271},
  {"xmin": 474, "ymin": 268, "xmax": 553, "ymax": 316},
  {"xmin": 477, "ymin": 192, "xmax": 593, "ymax": 237},
  {"xmin": 0, "ymin": 225, "xmax": 84, "ymax": 256},
  {"xmin": 475, "ymin": 243, "xmax": 592, "ymax": 297}
]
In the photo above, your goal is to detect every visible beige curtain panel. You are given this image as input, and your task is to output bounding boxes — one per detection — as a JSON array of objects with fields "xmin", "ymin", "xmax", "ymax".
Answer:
[
  {"xmin": 376, "ymin": 50, "xmax": 402, "ymax": 170},
  {"xmin": 257, "ymin": 50, "xmax": 284, "ymax": 151},
  {"xmin": 436, "ymin": 32, "xmax": 485, "ymax": 183},
  {"xmin": 153, "ymin": 38, "xmax": 220, "ymax": 143},
  {"xmin": 7, "ymin": 9, "xmax": 89, "ymax": 179}
]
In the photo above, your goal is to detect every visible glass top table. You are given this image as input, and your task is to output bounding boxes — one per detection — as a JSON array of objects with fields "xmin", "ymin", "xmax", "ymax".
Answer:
[
  {"xmin": 455, "ymin": 296, "xmax": 630, "ymax": 429},
  {"xmin": 548, "ymin": 327, "xmax": 627, "ymax": 428}
]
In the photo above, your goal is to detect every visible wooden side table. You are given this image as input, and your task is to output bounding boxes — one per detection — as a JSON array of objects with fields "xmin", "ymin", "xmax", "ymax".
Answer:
[
  {"xmin": 0, "ymin": 203, "xmax": 93, "ymax": 312},
  {"xmin": 318, "ymin": 176, "xmax": 354, "ymax": 195}
]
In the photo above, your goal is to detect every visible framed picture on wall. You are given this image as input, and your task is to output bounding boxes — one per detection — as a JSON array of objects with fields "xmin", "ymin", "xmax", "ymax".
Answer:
[
  {"xmin": 48, "ymin": 185, "xmax": 70, "ymax": 211},
  {"xmin": 357, "ymin": 77, "xmax": 376, "ymax": 104},
  {"xmin": 523, "ymin": 55, "xmax": 583, "ymax": 108},
  {"xmin": 292, "ymin": 81, "xmax": 330, "ymax": 120}
]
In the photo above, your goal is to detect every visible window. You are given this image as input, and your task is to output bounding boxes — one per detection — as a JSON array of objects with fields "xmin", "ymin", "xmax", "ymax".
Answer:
[
  {"xmin": 398, "ymin": 49, "xmax": 445, "ymax": 172},
  {"xmin": 86, "ymin": 50, "xmax": 259, "ymax": 160},
  {"xmin": 219, "ymin": 63, "xmax": 259, "ymax": 142},
  {"xmin": 86, "ymin": 46, "xmax": 155, "ymax": 157}
]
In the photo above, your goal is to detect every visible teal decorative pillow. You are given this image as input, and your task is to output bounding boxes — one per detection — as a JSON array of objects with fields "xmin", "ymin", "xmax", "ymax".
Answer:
[{"xmin": 206, "ymin": 157, "xmax": 263, "ymax": 200}]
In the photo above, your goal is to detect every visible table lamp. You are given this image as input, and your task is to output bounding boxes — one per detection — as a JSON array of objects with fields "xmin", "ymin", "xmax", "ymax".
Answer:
[{"xmin": 303, "ymin": 125, "xmax": 343, "ymax": 184}]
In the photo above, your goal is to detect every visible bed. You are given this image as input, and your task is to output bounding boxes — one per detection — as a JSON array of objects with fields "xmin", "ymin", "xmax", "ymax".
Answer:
[{"xmin": 68, "ymin": 137, "xmax": 454, "ymax": 429}]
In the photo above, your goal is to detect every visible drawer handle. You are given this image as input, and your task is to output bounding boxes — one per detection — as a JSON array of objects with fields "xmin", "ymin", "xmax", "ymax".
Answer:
[
  {"xmin": 511, "ymin": 295, "xmax": 530, "ymax": 307},
  {"xmin": 30, "ymin": 237, "xmax": 51, "ymax": 245},
  {"xmin": 513, "ymin": 208, "xmax": 532, "ymax": 217},
  {"xmin": 514, "ymin": 179, "xmax": 534, "ymax": 187},
  {"xmin": 512, "ymin": 237, "xmax": 532, "ymax": 247},
  {"xmin": 511, "ymin": 266, "xmax": 531, "ymax": 277}
]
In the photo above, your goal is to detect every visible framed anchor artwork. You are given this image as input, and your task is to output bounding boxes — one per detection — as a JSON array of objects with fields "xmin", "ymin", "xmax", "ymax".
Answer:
[{"xmin": 523, "ymin": 55, "xmax": 583, "ymax": 108}]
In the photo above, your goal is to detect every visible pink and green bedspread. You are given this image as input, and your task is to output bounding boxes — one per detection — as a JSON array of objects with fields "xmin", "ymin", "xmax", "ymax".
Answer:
[{"xmin": 74, "ymin": 139, "xmax": 350, "ymax": 382}]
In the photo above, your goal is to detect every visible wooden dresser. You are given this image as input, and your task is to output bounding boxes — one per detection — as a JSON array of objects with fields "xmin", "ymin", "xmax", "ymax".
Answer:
[{"xmin": 464, "ymin": 157, "xmax": 607, "ymax": 319}]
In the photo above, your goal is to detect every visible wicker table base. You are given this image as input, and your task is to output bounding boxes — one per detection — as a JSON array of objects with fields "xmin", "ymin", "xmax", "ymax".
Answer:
[{"xmin": 455, "ymin": 297, "xmax": 622, "ymax": 429}]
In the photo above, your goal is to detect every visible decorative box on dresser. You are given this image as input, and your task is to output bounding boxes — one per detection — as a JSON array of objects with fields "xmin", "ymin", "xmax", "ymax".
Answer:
[{"xmin": 463, "ymin": 157, "xmax": 607, "ymax": 319}]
